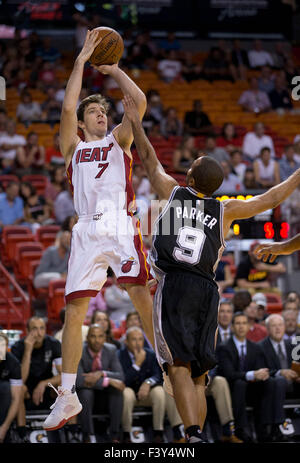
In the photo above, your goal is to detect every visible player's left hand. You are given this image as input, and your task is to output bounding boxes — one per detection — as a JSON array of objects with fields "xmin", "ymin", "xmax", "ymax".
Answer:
[{"xmin": 91, "ymin": 63, "xmax": 119, "ymax": 75}]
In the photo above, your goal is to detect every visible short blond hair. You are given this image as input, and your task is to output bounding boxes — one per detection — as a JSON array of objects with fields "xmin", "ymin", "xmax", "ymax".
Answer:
[{"xmin": 77, "ymin": 94, "xmax": 110, "ymax": 122}]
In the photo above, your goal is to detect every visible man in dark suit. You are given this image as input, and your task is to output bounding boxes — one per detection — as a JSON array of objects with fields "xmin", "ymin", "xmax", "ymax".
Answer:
[
  {"xmin": 118, "ymin": 326, "xmax": 165, "ymax": 443},
  {"xmin": 76, "ymin": 324, "xmax": 125, "ymax": 443},
  {"xmin": 217, "ymin": 312, "xmax": 275, "ymax": 442}
]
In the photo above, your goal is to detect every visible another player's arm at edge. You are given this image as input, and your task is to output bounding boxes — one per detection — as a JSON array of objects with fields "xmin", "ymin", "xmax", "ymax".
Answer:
[
  {"xmin": 123, "ymin": 95, "xmax": 177, "ymax": 200},
  {"xmin": 222, "ymin": 168, "xmax": 300, "ymax": 237},
  {"xmin": 254, "ymin": 233, "xmax": 300, "ymax": 263}
]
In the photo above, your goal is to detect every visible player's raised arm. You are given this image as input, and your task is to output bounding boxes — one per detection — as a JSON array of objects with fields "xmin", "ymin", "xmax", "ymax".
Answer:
[
  {"xmin": 222, "ymin": 168, "xmax": 300, "ymax": 232},
  {"xmin": 123, "ymin": 95, "xmax": 177, "ymax": 200},
  {"xmin": 60, "ymin": 30, "xmax": 102, "ymax": 166},
  {"xmin": 255, "ymin": 234, "xmax": 300, "ymax": 263}
]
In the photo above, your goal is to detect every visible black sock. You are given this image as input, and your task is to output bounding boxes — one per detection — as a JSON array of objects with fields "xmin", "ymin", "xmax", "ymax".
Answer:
[
  {"xmin": 17, "ymin": 426, "xmax": 27, "ymax": 438},
  {"xmin": 153, "ymin": 430, "xmax": 163, "ymax": 437},
  {"xmin": 123, "ymin": 432, "xmax": 130, "ymax": 439},
  {"xmin": 173, "ymin": 424, "xmax": 183, "ymax": 440},
  {"xmin": 185, "ymin": 425, "xmax": 202, "ymax": 440},
  {"xmin": 222, "ymin": 421, "xmax": 235, "ymax": 437}
]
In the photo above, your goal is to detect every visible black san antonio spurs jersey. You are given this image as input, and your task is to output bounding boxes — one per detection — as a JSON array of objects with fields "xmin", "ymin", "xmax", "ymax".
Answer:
[{"xmin": 150, "ymin": 186, "xmax": 226, "ymax": 281}]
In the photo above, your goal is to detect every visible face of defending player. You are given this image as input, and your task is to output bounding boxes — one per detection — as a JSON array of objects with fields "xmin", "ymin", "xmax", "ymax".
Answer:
[{"xmin": 78, "ymin": 103, "xmax": 108, "ymax": 139}]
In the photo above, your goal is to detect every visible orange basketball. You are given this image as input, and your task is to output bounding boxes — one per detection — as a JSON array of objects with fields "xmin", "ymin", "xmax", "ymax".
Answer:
[{"xmin": 89, "ymin": 27, "xmax": 124, "ymax": 66}]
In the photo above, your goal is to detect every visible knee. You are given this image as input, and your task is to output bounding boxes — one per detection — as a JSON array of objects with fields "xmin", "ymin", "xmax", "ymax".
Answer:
[
  {"xmin": 123, "ymin": 387, "xmax": 136, "ymax": 405},
  {"xmin": 150, "ymin": 386, "xmax": 165, "ymax": 405},
  {"xmin": 65, "ymin": 299, "xmax": 89, "ymax": 325},
  {"xmin": 211, "ymin": 375, "xmax": 228, "ymax": 390}
]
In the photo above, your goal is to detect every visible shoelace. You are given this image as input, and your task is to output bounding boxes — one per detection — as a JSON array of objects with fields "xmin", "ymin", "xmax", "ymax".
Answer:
[{"xmin": 48, "ymin": 382, "xmax": 65, "ymax": 410}]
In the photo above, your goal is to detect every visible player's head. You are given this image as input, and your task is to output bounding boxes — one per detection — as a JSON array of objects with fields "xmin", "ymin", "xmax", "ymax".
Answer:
[
  {"xmin": 77, "ymin": 94, "xmax": 109, "ymax": 138},
  {"xmin": 186, "ymin": 156, "xmax": 224, "ymax": 196}
]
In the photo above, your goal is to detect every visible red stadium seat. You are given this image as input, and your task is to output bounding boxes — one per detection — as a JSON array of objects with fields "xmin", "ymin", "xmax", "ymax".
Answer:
[
  {"xmin": 36, "ymin": 225, "xmax": 60, "ymax": 249},
  {"xmin": 5, "ymin": 233, "xmax": 36, "ymax": 264},
  {"xmin": 47, "ymin": 279, "xmax": 66, "ymax": 321},
  {"xmin": 1, "ymin": 225, "xmax": 31, "ymax": 264},
  {"xmin": 13, "ymin": 242, "xmax": 43, "ymax": 283},
  {"xmin": 0, "ymin": 174, "xmax": 19, "ymax": 189},
  {"xmin": 21, "ymin": 175, "xmax": 48, "ymax": 196}
]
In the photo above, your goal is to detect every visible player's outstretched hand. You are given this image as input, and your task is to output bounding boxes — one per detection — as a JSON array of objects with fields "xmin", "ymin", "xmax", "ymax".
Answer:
[
  {"xmin": 254, "ymin": 242, "xmax": 287, "ymax": 263},
  {"xmin": 122, "ymin": 94, "xmax": 140, "ymax": 124},
  {"xmin": 78, "ymin": 29, "xmax": 102, "ymax": 63}
]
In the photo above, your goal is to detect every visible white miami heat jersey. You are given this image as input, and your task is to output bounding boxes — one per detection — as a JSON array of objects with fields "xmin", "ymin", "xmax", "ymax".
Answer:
[{"xmin": 67, "ymin": 132, "xmax": 134, "ymax": 217}]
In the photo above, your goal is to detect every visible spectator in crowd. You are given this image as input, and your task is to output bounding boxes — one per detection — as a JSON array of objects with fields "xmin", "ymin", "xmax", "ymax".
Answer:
[
  {"xmin": 285, "ymin": 58, "xmax": 299, "ymax": 90},
  {"xmin": 244, "ymin": 301, "xmax": 268, "ymax": 342},
  {"xmin": 229, "ymin": 149, "xmax": 247, "ymax": 184},
  {"xmin": 36, "ymin": 37, "xmax": 61, "ymax": 63},
  {"xmin": 173, "ymin": 135, "xmax": 197, "ymax": 174},
  {"xmin": 283, "ymin": 300, "xmax": 300, "ymax": 326},
  {"xmin": 0, "ymin": 119, "xmax": 26, "ymax": 172},
  {"xmin": 183, "ymin": 100, "xmax": 213, "ymax": 136},
  {"xmin": 238, "ymin": 77, "xmax": 271, "ymax": 114},
  {"xmin": 242, "ymin": 122, "xmax": 275, "ymax": 161},
  {"xmin": 141, "ymin": 104, "xmax": 160, "ymax": 136},
  {"xmin": 104, "ymin": 275, "xmax": 135, "ymax": 327},
  {"xmin": 279, "ymin": 144, "xmax": 300, "ymax": 181},
  {"xmin": 272, "ymin": 42, "xmax": 290, "ymax": 69},
  {"xmin": 41, "ymin": 87, "xmax": 62, "ymax": 125},
  {"xmin": 33, "ymin": 230, "xmax": 70, "ymax": 289},
  {"xmin": 38, "ymin": 62, "xmax": 57, "ymax": 90},
  {"xmin": 90, "ymin": 310, "xmax": 121, "ymax": 350},
  {"xmin": 217, "ymin": 160, "xmax": 243, "ymax": 193},
  {"xmin": 181, "ymin": 51, "xmax": 202, "ymax": 83},
  {"xmin": 285, "ymin": 291, "xmax": 300, "ymax": 310},
  {"xmin": 20, "ymin": 182, "xmax": 51, "ymax": 233},
  {"xmin": 216, "ymin": 123, "xmax": 242, "ymax": 155},
  {"xmin": 252, "ymin": 292, "xmax": 268, "ymax": 324},
  {"xmin": 0, "ymin": 108, "xmax": 7, "ymax": 136},
  {"xmin": 45, "ymin": 133, "xmax": 64, "ymax": 168},
  {"xmin": 16, "ymin": 91, "xmax": 42, "ymax": 125},
  {"xmin": 230, "ymin": 39, "xmax": 249, "ymax": 81},
  {"xmin": 253, "ymin": 147, "xmax": 280, "ymax": 189},
  {"xmin": 11, "ymin": 317, "xmax": 62, "ymax": 442},
  {"xmin": 235, "ymin": 242, "xmax": 286, "ymax": 291},
  {"xmin": 158, "ymin": 32, "xmax": 181, "ymax": 56},
  {"xmin": 157, "ymin": 50, "xmax": 182, "ymax": 83},
  {"xmin": 232, "ymin": 290, "xmax": 252, "ymax": 313},
  {"xmin": 55, "ymin": 307, "xmax": 89, "ymax": 344},
  {"xmin": 15, "ymin": 131, "xmax": 46, "ymax": 177},
  {"xmin": 0, "ymin": 181, "xmax": 24, "ymax": 230},
  {"xmin": 204, "ymin": 135, "xmax": 230, "ymax": 164},
  {"xmin": 269, "ymin": 75, "xmax": 293, "ymax": 111},
  {"xmin": 243, "ymin": 167, "xmax": 260, "ymax": 189},
  {"xmin": 217, "ymin": 312, "xmax": 275, "ymax": 442},
  {"xmin": 215, "ymin": 260, "xmax": 234, "ymax": 295},
  {"xmin": 202, "ymin": 47, "xmax": 233, "ymax": 82},
  {"xmin": 85, "ymin": 292, "xmax": 107, "ymax": 324},
  {"xmin": 132, "ymin": 164, "xmax": 152, "ymax": 208},
  {"xmin": 248, "ymin": 40, "xmax": 274, "ymax": 68},
  {"xmin": 76, "ymin": 324, "xmax": 125, "ymax": 443},
  {"xmin": 217, "ymin": 300, "xmax": 234, "ymax": 342},
  {"xmin": 258, "ymin": 66, "xmax": 275, "ymax": 94},
  {"xmin": 146, "ymin": 90, "xmax": 164, "ymax": 123},
  {"xmin": 54, "ymin": 185, "xmax": 76, "ymax": 224},
  {"xmin": 72, "ymin": 12, "xmax": 89, "ymax": 55},
  {"xmin": 126, "ymin": 33, "xmax": 156, "ymax": 70},
  {"xmin": 160, "ymin": 107, "xmax": 182, "ymax": 139},
  {"xmin": 44, "ymin": 165, "xmax": 67, "ymax": 209},
  {"xmin": 119, "ymin": 327, "xmax": 165, "ymax": 443},
  {"xmin": 0, "ymin": 332, "xmax": 22, "ymax": 443},
  {"xmin": 28, "ymin": 56, "xmax": 44, "ymax": 89},
  {"xmin": 119, "ymin": 312, "xmax": 152, "ymax": 351},
  {"xmin": 282, "ymin": 310, "xmax": 300, "ymax": 343}
]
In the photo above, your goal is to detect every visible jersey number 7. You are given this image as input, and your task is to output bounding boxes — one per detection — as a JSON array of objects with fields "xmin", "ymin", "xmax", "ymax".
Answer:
[{"xmin": 95, "ymin": 162, "xmax": 109, "ymax": 179}]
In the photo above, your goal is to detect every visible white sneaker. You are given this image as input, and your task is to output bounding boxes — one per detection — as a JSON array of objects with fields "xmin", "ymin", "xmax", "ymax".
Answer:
[
  {"xmin": 43, "ymin": 383, "xmax": 82, "ymax": 431},
  {"xmin": 163, "ymin": 372, "xmax": 174, "ymax": 398}
]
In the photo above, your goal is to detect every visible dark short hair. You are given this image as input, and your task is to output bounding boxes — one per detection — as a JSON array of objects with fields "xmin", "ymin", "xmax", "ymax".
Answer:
[
  {"xmin": 77, "ymin": 94, "xmax": 109, "ymax": 122},
  {"xmin": 232, "ymin": 290, "xmax": 252, "ymax": 311},
  {"xmin": 232, "ymin": 311, "xmax": 248, "ymax": 324},
  {"xmin": 26, "ymin": 316, "xmax": 45, "ymax": 331},
  {"xmin": 126, "ymin": 311, "xmax": 139, "ymax": 323},
  {"xmin": 190, "ymin": 156, "xmax": 224, "ymax": 196},
  {"xmin": 260, "ymin": 146, "xmax": 271, "ymax": 156},
  {"xmin": 219, "ymin": 299, "xmax": 234, "ymax": 310}
]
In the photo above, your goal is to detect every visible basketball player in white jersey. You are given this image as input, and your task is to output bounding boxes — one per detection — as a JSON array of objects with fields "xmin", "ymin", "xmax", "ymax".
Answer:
[{"xmin": 43, "ymin": 29, "xmax": 154, "ymax": 431}]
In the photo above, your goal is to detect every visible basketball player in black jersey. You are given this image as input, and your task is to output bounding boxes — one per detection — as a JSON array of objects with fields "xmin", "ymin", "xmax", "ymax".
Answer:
[{"xmin": 123, "ymin": 94, "xmax": 300, "ymax": 443}]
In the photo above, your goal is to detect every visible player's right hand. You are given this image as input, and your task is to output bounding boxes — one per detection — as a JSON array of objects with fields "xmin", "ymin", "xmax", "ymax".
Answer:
[
  {"xmin": 254, "ymin": 242, "xmax": 287, "ymax": 263},
  {"xmin": 77, "ymin": 30, "xmax": 102, "ymax": 63}
]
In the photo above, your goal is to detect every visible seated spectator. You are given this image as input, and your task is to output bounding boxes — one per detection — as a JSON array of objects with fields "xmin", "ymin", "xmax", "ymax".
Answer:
[
  {"xmin": 41, "ymin": 87, "xmax": 62, "ymax": 125},
  {"xmin": 238, "ymin": 77, "xmax": 271, "ymax": 114},
  {"xmin": 216, "ymin": 123, "xmax": 242, "ymax": 155},
  {"xmin": 127, "ymin": 33, "xmax": 156, "ymax": 70},
  {"xmin": 269, "ymin": 75, "xmax": 293, "ymax": 111},
  {"xmin": 181, "ymin": 51, "xmax": 202, "ymax": 83},
  {"xmin": 173, "ymin": 135, "xmax": 197, "ymax": 174},
  {"xmin": 217, "ymin": 160, "xmax": 243, "ymax": 193},
  {"xmin": 160, "ymin": 107, "xmax": 182, "ymax": 139},
  {"xmin": 235, "ymin": 241, "xmax": 286, "ymax": 292},
  {"xmin": 243, "ymin": 167, "xmax": 259, "ymax": 189},
  {"xmin": 157, "ymin": 50, "xmax": 182, "ymax": 83},
  {"xmin": 16, "ymin": 90, "xmax": 42, "ymax": 125},
  {"xmin": 252, "ymin": 292, "xmax": 268, "ymax": 324},
  {"xmin": 253, "ymin": 147, "xmax": 280, "ymax": 189},
  {"xmin": 158, "ymin": 32, "xmax": 181, "ymax": 56},
  {"xmin": 242, "ymin": 122, "xmax": 275, "ymax": 161},
  {"xmin": 0, "ymin": 181, "xmax": 24, "ymax": 230},
  {"xmin": 229, "ymin": 150, "xmax": 247, "ymax": 184},
  {"xmin": 20, "ymin": 182, "xmax": 51, "ymax": 233},
  {"xmin": 215, "ymin": 261, "xmax": 234, "ymax": 295},
  {"xmin": 132, "ymin": 164, "xmax": 151, "ymax": 203},
  {"xmin": 119, "ymin": 311, "xmax": 152, "ymax": 350},
  {"xmin": 285, "ymin": 291, "xmax": 300, "ymax": 309},
  {"xmin": 76, "ymin": 324, "xmax": 125, "ymax": 443},
  {"xmin": 272, "ymin": 42, "xmax": 289, "ymax": 69},
  {"xmin": 45, "ymin": 133, "xmax": 64, "ymax": 169},
  {"xmin": 0, "ymin": 119, "xmax": 26, "ymax": 173},
  {"xmin": 217, "ymin": 300, "xmax": 233, "ymax": 342},
  {"xmin": 281, "ymin": 184, "xmax": 300, "ymax": 225},
  {"xmin": 202, "ymin": 47, "xmax": 233, "ymax": 82},
  {"xmin": 55, "ymin": 307, "xmax": 89, "ymax": 344},
  {"xmin": 118, "ymin": 327, "xmax": 165, "ymax": 443},
  {"xmin": 283, "ymin": 299, "xmax": 300, "ymax": 326},
  {"xmin": 15, "ymin": 131, "xmax": 46, "ymax": 177},
  {"xmin": 258, "ymin": 65, "xmax": 275, "ymax": 94},
  {"xmin": 38, "ymin": 61, "xmax": 57, "ymax": 90},
  {"xmin": 285, "ymin": 58, "xmax": 300, "ymax": 90},
  {"xmin": 232, "ymin": 290, "xmax": 252, "ymax": 313},
  {"xmin": 103, "ymin": 274, "xmax": 135, "ymax": 326},
  {"xmin": 217, "ymin": 312, "xmax": 277, "ymax": 442},
  {"xmin": 44, "ymin": 165, "xmax": 67, "ymax": 209},
  {"xmin": 183, "ymin": 100, "xmax": 213, "ymax": 136},
  {"xmin": 36, "ymin": 37, "xmax": 61, "ymax": 63},
  {"xmin": 0, "ymin": 332, "xmax": 22, "ymax": 443},
  {"xmin": 85, "ymin": 292, "xmax": 107, "ymax": 325},
  {"xmin": 28, "ymin": 56, "xmax": 44, "ymax": 89},
  {"xmin": 230, "ymin": 39, "xmax": 249, "ymax": 81},
  {"xmin": 11, "ymin": 317, "xmax": 62, "ymax": 442},
  {"xmin": 90, "ymin": 310, "xmax": 121, "ymax": 350},
  {"xmin": 54, "ymin": 185, "xmax": 76, "ymax": 224},
  {"xmin": 33, "ymin": 230, "xmax": 71, "ymax": 289},
  {"xmin": 244, "ymin": 301, "xmax": 268, "ymax": 342},
  {"xmin": 204, "ymin": 135, "xmax": 230, "ymax": 164},
  {"xmin": 248, "ymin": 40, "xmax": 274, "ymax": 68},
  {"xmin": 279, "ymin": 144, "xmax": 300, "ymax": 181},
  {"xmin": 146, "ymin": 89, "xmax": 164, "ymax": 122},
  {"xmin": 141, "ymin": 105, "xmax": 160, "ymax": 136},
  {"xmin": 282, "ymin": 310, "xmax": 300, "ymax": 343}
]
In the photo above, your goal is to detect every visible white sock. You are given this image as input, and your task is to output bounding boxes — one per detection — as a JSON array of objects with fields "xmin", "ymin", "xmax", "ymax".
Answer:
[{"xmin": 61, "ymin": 373, "xmax": 77, "ymax": 392}]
